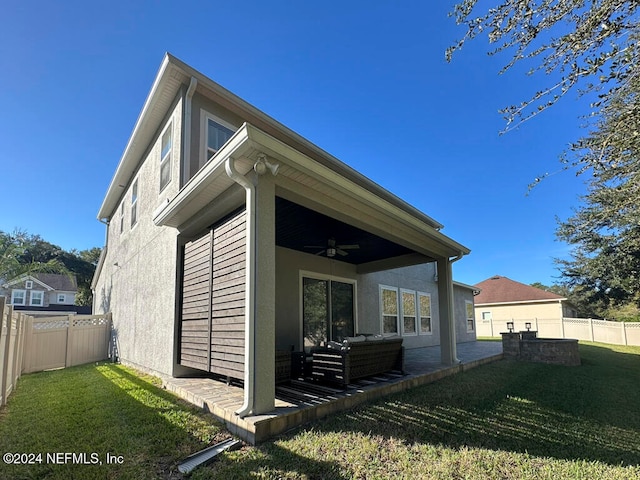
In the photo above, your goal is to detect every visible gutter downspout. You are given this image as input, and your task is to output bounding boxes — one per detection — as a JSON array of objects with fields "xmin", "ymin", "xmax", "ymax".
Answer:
[
  {"xmin": 92, "ymin": 218, "xmax": 110, "ymax": 313},
  {"xmin": 225, "ymin": 157, "xmax": 256, "ymax": 418},
  {"xmin": 182, "ymin": 77, "xmax": 198, "ymax": 186}
]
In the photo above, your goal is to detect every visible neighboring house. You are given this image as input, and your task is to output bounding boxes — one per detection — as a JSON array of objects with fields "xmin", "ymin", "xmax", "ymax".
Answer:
[
  {"xmin": 1, "ymin": 273, "xmax": 88, "ymax": 315},
  {"xmin": 92, "ymin": 53, "xmax": 474, "ymax": 417},
  {"xmin": 473, "ymin": 275, "xmax": 577, "ymax": 333}
]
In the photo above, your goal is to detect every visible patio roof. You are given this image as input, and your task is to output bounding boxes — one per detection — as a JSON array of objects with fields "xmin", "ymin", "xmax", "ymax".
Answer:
[{"xmin": 153, "ymin": 122, "xmax": 469, "ymax": 263}]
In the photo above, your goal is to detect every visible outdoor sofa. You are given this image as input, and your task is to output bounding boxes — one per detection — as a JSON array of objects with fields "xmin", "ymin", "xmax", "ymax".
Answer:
[{"xmin": 310, "ymin": 335, "xmax": 404, "ymax": 387}]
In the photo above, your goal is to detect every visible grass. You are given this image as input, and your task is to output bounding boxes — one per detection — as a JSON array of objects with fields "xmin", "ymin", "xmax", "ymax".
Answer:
[
  {"xmin": 0, "ymin": 363, "xmax": 228, "ymax": 479},
  {"xmin": 2, "ymin": 343, "xmax": 640, "ymax": 479}
]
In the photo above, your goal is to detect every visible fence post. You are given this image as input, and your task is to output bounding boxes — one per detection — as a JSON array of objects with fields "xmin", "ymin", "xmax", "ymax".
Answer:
[
  {"xmin": 0, "ymin": 298, "xmax": 7, "ymax": 406},
  {"xmin": 65, "ymin": 315, "xmax": 74, "ymax": 368},
  {"xmin": 560, "ymin": 317, "xmax": 565, "ymax": 339},
  {"xmin": 105, "ymin": 313, "xmax": 112, "ymax": 360},
  {"xmin": 11, "ymin": 313, "xmax": 23, "ymax": 388},
  {"xmin": 622, "ymin": 321, "xmax": 628, "ymax": 346},
  {"xmin": 589, "ymin": 318, "xmax": 594, "ymax": 342}
]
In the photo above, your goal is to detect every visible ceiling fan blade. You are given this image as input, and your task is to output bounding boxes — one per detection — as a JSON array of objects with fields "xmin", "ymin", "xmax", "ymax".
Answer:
[
  {"xmin": 314, "ymin": 249, "xmax": 326, "ymax": 256},
  {"xmin": 304, "ymin": 245, "xmax": 324, "ymax": 249},
  {"xmin": 336, "ymin": 248, "xmax": 349, "ymax": 256},
  {"xmin": 337, "ymin": 244, "xmax": 359, "ymax": 250}
]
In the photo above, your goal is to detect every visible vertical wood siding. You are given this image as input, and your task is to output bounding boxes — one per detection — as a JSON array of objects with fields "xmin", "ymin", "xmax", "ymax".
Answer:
[{"xmin": 180, "ymin": 210, "xmax": 246, "ymax": 379}]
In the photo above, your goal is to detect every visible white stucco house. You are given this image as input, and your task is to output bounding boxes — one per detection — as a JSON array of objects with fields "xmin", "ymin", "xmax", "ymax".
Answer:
[{"xmin": 92, "ymin": 53, "xmax": 476, "ymax": 418}]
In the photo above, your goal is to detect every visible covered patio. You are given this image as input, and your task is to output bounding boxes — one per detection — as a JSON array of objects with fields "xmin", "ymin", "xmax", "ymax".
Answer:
[
  {"xmin": 163, "ymin": 341, "xmax": 503, "ymax": 444},
  {"xmin": 154, "ymin": 121, "xmax": 473, "ymax": 421}
]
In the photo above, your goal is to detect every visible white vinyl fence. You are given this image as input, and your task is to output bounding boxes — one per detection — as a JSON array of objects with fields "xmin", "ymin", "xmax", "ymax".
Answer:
[
  {"xmin": 477, "ymin": 316, "xmax": 640, "ymax": 346},
  {"xmin": 0, "ymin": 296, "xmax": 112, "ymax": 406}
]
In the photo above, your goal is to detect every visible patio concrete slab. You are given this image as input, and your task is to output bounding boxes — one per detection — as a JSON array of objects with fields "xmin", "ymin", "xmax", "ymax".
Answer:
[{"xmin": 163, "ymin": 340, "xmax": 503, "ymax": 444}]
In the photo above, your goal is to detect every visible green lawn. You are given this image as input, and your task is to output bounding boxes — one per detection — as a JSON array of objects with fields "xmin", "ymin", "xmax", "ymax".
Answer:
[{"xmin": 2, "ymin": 342, "xmax": 640, "ymax": 479}]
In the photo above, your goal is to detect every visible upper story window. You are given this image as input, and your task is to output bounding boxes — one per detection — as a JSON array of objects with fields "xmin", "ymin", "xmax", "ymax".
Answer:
[
  {"xmin": 131, "ymin": 179, "xmax": 139, "ymax": 227},
  {"xmin": 30, "ymin": 290, "xmax": 44, "ymax": 307},
  {"xmin": 160, "ymin": 122, "xmax": 172, "ymax": 191},
  {"xmin": 120, "ymin": 201, "xmax": 125, "ymax": 234},
  {"xmin": 58, "ymin": 294, "xmax": 66, "ymax": 303},
  {"xmin": 201, "ymin": 111, "xmax": 236, "ymax": 164},
  {"xmin": 11, "ymin": 290, "xmax": 25, "ymax": 305},
  {"xmin": 25, "ymin": 280, "xmax": 33, "ymax": 289}
]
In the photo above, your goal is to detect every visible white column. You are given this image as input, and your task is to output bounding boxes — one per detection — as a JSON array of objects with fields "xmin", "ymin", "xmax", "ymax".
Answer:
[
  {"xmin": 252, "ymin": 175, "xmax": 276, "ymax": 414},
  {"xmin": 437, "ymin": 257, "xmax": 459, "ymax": 365}
]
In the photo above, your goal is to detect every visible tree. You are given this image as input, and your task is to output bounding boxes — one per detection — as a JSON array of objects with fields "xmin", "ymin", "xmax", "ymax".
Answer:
[
  {"xmin": 448, "ymin": 1, "xmax": 640, "ymax": 316},
  {"xmin": 448, "ymin": 1, "xmax": 639, "ymax": 138},
  {"xmin": 0, "ymin": 230, "xmax": 101, "ymax": 307},
  {"xmin": 0, "ymin": 230, "xmax": 69, "ymax": 281}
]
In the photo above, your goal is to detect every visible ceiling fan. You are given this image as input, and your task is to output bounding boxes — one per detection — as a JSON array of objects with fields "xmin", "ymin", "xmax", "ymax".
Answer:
[{"xmin": 304, "ymin": 238, "xmax": 360, "ymax": 258}]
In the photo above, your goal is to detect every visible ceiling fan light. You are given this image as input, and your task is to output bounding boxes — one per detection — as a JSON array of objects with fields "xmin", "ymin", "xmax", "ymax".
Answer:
[{"xmin": 327, "ymin": 248, "xmax": 337, "ymax": 257}]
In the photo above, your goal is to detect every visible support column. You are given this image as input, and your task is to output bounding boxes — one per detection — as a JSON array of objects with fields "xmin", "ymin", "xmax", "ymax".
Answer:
[
  {"xmin": 437, "ymin": 257, "xmax": 459, "ymax": 365},
  {"xmin": 252, "ymin": 174, "xmax": 276, "ymax": 414}
]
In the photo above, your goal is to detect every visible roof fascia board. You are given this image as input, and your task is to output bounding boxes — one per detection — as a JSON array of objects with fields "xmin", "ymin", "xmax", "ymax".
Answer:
[
  {"xmin": 244, "ymin": 124, "xmax": 470, "ymax": 256},
  {"xmin": 475, "ymin": 298, "xmax": 567, "ymax": 307}
]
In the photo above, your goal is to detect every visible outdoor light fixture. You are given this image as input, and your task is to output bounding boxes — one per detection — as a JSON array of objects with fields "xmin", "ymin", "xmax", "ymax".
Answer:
[
  {"xmin": 525, "ymin": 322, "xmax": 532, "ymax": 331},
  {"xmin": 253, "ymin": 154, "xmax": 279, "ymax": 176},
  {"xmin": 507, "ymin": 321, "xmax": 514, "ymax": 333}
]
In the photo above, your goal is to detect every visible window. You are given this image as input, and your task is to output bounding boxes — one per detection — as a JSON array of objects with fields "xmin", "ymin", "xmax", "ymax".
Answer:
[
  {"xmin": 30, "ymin": 290, "xmax": 44, "ymax": 307},
  {"xmin": 25, "ymin": 280, "xmax": 33, "ymax": 289},
  {"xmin": 201, "ymin": 111, "xmax": 236, "ymax": 163},
  {"xmin": 130, "ymin": 179, "xmax": 138, "ymax": 227},
  {"xmin": 401, "ymin": 290, "xmax": 417, "ymax": 335},
  {"xmin": 418, "ymin": 292, "xmax": 432, "ymax": 334},
  {"xmin": 120, "ymin": 201, "xmax": 125, "ymax": 234},
  {"xmin": 11, "ymin": 290, "xmax": 25, "ymax": 305},
  {"xmin": 481, "ymin": 311, "xmax": 492, "ymax": 322},
  {"xmin": 160, "ymin": 122, "xmax": 172, "ymax": 191},
  {"xmin": 57, "ymin": 294, "xmax": 66, "ymax": 303},
  {"xmin": 380, "ymin": 286, "xmax": 399, "ymax": 334},
  {"xmin": 302, "ymin": 273, "xmax": 355, "ymax": 349},
  {"xmin": 466, "ymin": 301, "xmax": 475, "ymax": 332},
  {"xmin": 381, "ymin": 287, "xmax": 433, "ymax": 336}
]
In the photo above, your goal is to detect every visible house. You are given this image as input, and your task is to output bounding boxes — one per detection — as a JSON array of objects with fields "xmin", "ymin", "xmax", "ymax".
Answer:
[
  {"xmin": 473, "ymin": 275, "xmax": 577, "ymax": 335},
  {"xmin": 91, "ymin": 53, "xmax": 475, "ymax": 418},
  {"xmin": 1, "ymin": 273, "xmax": 87, "ymax": 315}
]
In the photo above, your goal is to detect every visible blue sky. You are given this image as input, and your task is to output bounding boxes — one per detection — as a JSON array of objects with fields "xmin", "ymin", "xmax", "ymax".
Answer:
[{"xmin": 0, "ymin": 1, "xmax": 587, "ymax": 287}]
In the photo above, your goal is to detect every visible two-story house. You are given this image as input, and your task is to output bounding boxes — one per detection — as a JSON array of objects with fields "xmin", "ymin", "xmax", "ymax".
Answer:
[
  {"xmin": 1, "ymin": 273, "xmax": 86, "ymax": 315},
  {"xmin": 91, "ymin": 53, "xmax": 475, "ymax": 418}
]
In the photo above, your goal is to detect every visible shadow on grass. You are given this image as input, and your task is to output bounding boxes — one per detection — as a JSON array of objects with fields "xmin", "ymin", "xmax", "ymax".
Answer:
[
  {"xmin": 299, "ymin": 343, "xmax": 640, "ymax": 467},
  {"xmin": 0, "ymin": 363, "xmax": 227, "ymax": 479}
]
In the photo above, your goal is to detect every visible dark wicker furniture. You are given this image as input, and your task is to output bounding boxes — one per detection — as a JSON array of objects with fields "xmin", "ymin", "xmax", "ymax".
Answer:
[{"xmin": 311, "ymin": 336, "xmax": 404, "ymax": 386}]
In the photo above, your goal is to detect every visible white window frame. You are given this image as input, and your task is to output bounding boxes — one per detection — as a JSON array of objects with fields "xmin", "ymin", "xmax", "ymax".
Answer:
[
  {"xmin": 200, "ymin": 110, "xmax": 237, "ymax": 165},
  {"xmin": 25, "ymin": 280, "xmax": 33, "ymax": 289},
  {"xmin": 11, "ymin": 289, "xmax": 26, "ymax": 305},
  {"xmin": 57, "ymin": 294, "xmax": 66, "ymax": 303},
  {"xmin": 130, "ymin": 178, "xmax": 139, "ymax": 228},
  {"xmin": 418, "ymin": 291, "xmax": 433, "ymax": 335},
  {"xmin": 159, "ymin": 121, "xmax": 172, "ymax": 192},
  {"xmin": 400, "ymin": 288, "xmax": 418, "ymax": 336},
  {"xmin": 481, "ymin": 311, "xmax": 492, "ymax": 322},
  {"xmin": 30, "ymin": 290, "xmax": 44, "ymax": 307},
  {"xmin": 119, "ymin": 201, "xmax": 125, "ymax": 234},
  {"xmin": 466, "ymin": 300, "xmax": 475, "ymax": 332},
  {"xmin": 380, "ymin": 285, "xmax": 400, "ymax": 335}
]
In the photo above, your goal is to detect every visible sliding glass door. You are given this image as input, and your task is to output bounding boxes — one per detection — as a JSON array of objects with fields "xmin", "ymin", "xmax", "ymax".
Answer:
[{"xmin": 302, "ymin": 275, "xmax": 355, "ymax": 349}]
